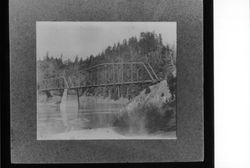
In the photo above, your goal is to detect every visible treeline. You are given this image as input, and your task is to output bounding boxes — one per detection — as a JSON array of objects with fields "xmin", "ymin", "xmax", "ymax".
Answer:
[
  {"xmin": 79, "ymin": 32, "xmax": 176, "ymax": 79},
  {"xmin": 37, "ymin": 32, "xmax": 176, "ymax": 99}
]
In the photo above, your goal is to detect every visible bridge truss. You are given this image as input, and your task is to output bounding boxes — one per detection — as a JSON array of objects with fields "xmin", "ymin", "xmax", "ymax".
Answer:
[{"xmin": 38, "ymin": 62, "xmax": 160, "ymax": 92}]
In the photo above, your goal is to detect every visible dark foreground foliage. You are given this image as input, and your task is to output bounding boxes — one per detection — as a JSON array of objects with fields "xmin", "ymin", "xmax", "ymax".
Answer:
[{"xmin": 112, "ymin": 101, "xmax": 176, "ymax": 135}]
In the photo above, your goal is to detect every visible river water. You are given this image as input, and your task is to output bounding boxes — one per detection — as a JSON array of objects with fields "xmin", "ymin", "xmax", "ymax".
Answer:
[
  {"xmin": 37, "ymin": 94, "xmax": 128, "ymax": 139},
  {"xmin": 37, "ymin": 93, "xmax": 176, "ymax": 140}
]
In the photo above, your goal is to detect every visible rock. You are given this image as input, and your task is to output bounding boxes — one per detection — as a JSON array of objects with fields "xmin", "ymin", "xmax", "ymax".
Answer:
[{"xmin": 125, "ymin": 80, "xmax": 171, "ymax": 115}]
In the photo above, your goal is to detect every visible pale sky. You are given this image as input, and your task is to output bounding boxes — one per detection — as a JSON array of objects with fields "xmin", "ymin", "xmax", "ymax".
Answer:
[{"xmin": 36, "ymin": 22, "xmax": 176, "ymax": 61}]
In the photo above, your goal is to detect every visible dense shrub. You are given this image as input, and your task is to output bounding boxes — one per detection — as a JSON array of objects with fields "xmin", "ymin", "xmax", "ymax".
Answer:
[
  {"xmin": 145, "ymin": 103, "xmax": 176, "ymax": 133},
  {"xmin": 112, "ymin": 102, "xmax": 176, "ymax": 135},
  {"xmin": 112, "ymin": 112, "xmax": 130, "ymax": 134}
]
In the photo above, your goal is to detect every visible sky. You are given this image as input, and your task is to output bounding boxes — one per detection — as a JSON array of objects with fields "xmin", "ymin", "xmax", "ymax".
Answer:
[{"xmin": 36, "ymin": 22, "xmax": 176, "ymax": 61}]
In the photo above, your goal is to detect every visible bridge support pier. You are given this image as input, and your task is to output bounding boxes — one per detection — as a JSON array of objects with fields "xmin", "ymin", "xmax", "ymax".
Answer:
[
  {"xmin": 101, "ymin": 87, "xmax": 105, "ymax": 97},
  {"xmin": 117, "ymin": 85, "xmax": 120, "ymax": 98},
  {"xmin": 108, "ymin": 87, "xmax": 111, "ymax": 98},
  {"xmin": 126, "ymin": 86, "xmax": 129, "ymax": 99},
  {"xmin": 76, "ymin": 88, "xmax": 80, "ymax": 109}
]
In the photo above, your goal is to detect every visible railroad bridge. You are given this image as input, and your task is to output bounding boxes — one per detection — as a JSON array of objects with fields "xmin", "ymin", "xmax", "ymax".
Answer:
[{"xmin": 38, "ymin": 62, "xmax": 160, "ymax": 107}]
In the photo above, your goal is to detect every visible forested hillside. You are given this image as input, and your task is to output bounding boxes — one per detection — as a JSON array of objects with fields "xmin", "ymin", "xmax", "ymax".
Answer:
[{"xmin": 37, "ymin": 32, "xmax": 176, "ymax": 99}]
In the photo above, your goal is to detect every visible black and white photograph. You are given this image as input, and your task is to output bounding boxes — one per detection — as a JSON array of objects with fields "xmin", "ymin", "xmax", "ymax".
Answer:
[
  {"xmin": 36, "ymin": 22, "xmax": 177, "ymax": 140},
  {"xmin": 9, "ymin": 0, "xmax": 207, "ymax": 164},
  {"xmin": 6, "ymin": 0, "xmax": 250, "ymax": 167}
]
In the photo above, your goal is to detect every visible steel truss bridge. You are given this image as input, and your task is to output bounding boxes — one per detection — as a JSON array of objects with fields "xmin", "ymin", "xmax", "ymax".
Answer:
[{"xmin": 38, "ymin": 62, "xmax": 160, "ymax": 99}]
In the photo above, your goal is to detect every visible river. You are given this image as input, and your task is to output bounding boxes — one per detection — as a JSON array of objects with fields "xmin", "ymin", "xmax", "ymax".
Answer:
[
  {"xmin": 37, "ymin": 93, "xmax": 176, "ymax": 140},
  {"xmin": 37, "ymin": 94, "xmax": 128, "ymax": 139}
]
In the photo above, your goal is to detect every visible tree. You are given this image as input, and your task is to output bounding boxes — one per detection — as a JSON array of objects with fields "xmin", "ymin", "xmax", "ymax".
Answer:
[
  {"xmin": 159, "ymin": 33, "xmax": 163, "ymax": 45},
  {"xmin": 74, "ymin": 55, "xmax": 79, "ymax": 64},
  {"xmin": 139, "ymin": 32, "xmax": 158, "ymax": 54},
  {"xmin": 45, "ymin": 51, "xmax": 50, "ymax": 61}
]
